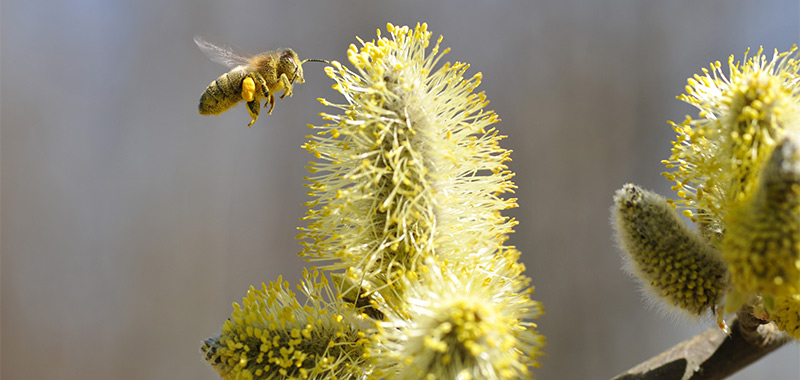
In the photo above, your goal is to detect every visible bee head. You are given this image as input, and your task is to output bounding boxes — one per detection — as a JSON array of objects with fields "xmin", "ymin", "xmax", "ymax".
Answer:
[{"xmin": 281, "ymin": 49, "xmax": 305, "ymax": 84}]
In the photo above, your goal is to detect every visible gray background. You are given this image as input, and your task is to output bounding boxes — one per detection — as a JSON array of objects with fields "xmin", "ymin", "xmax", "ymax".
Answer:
[{"xmin": 2, "ymin": 1, "xmax": 799, "ymax": 379}]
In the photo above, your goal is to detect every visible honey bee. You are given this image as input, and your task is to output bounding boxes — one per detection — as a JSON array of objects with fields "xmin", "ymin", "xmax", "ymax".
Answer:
[{"xmin": 195, "ymin": 36, "xmax": 328, "ymax": 127}]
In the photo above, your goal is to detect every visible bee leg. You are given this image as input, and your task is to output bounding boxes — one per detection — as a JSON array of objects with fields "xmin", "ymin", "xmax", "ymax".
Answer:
[
  {"xmin": 253, "ymin": 74, "xmax": 275, "ymax": 114},
  {"xmin": 278, "ymin": 73, "xmax": 294, "ymax": 99},
  {"xmin": 246, "ymin": 100, "xmax": 260, "ymax": 127},
  {"xmin": 266, "ymin": 94, "xmax": 275, "ymax": 114},
  {"xmin": 253, "ymin": 74, "xmax": 269, "ymax": 97}
]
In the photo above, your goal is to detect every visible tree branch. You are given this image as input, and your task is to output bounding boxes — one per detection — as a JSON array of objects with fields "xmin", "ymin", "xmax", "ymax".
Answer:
[{"xmin": 611, "ymin": 307, "xmax": 791, "ymax": 380}]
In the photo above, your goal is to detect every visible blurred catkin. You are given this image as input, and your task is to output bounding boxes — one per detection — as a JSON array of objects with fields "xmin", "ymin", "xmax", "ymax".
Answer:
[{"xmin": 613, "ymin": 47, "xmax": 800, "ymax": 338}]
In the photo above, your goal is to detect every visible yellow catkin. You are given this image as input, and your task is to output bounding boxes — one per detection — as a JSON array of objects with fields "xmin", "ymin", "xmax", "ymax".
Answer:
[
  {"xmin": 299, "ymin": 23, "xmax": 542, "ymax": 379},
  {"xmin": 723, "ymin": 133, "xmax": 800, "ymax": 301},
  {"xmin": 664, "ymin": 47, "xmax": 800, "ymax": 232},
  {"xmin": 374, "ymin": 257, "xmax": 544, "ymax": 380},
  {"xmin": 299, "ymin": 22, "xmax": 518, "ymax": 297},
  {"xmin": 201, "ymin": 270, "xmax": 368, "ymax": 380},
  {"xmin": 770, "ymin": 295, "xmax": 800, "ymax": 339}
]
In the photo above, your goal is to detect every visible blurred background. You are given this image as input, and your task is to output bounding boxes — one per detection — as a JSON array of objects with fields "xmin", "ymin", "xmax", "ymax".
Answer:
[{"xmin": 2, "ymin": 0, "xmax": 799, "ymax": 379}]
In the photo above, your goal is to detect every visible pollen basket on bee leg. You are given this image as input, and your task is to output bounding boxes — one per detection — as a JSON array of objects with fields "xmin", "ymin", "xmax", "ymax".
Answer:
[{"xmin": 241, "ymin": 76, "xmax": 256, "ymax": 102}]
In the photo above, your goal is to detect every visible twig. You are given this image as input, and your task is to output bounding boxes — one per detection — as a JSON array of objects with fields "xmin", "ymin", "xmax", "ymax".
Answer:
[{"xmin": 610, "ymin": 307, "xmax": 791, "ymax": 380}]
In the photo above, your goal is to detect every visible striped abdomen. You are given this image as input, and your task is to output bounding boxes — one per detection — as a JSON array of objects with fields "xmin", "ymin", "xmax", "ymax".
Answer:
[{"xmin": 198, "ymin": 68, "xmax": 247, "ymax": 115}]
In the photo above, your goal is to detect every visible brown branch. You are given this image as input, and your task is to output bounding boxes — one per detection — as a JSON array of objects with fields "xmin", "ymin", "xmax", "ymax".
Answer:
[{"xmin": 610, "ymin": 307, "xmax": 791, "ymax": 380}]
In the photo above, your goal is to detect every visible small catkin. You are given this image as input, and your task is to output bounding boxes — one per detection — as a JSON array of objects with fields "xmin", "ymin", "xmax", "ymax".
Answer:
[
  {"xmin": 201, "ymin": 270, "xmax": 369, "ymax": 380},
  {"xmin": 613, "ymin": 184, "xmax": 728, "ymax": 315}
]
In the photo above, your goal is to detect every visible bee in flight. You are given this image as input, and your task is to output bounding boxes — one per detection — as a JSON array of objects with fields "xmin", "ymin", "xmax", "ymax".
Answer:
[{"xmin": 194, "ymin": 36, "xmax": 328, "ymax": 127}]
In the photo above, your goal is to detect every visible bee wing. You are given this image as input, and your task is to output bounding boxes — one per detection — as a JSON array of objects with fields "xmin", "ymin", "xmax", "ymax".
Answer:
[{"xmin": 194, "ymin": 35, "xmax": 251, "ymax": 68}]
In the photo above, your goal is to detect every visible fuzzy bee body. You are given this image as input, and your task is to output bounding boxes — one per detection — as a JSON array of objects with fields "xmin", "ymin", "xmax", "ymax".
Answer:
[
  {"xmin": 194, "ymin": 36, "xmax": 306, "ymax": 127},
  {"xmin": 199, "ymin": 67, "xmax": 248, "ymax": 115}
]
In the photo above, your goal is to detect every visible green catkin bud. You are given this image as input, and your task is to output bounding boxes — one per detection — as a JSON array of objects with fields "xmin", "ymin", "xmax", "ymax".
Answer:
[
  {"xmin": 723, "ymin": 132, "xmax": 800, "ymax": 305},
  {"xmin": 612, "ymin": 184, "xmax": 728, "ymax": 315}
]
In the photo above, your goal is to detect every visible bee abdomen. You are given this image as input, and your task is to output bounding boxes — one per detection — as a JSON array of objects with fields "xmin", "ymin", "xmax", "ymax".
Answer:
[{"xmin": 198, "ymin": 70, "xmax": 247, "ymax": 115}]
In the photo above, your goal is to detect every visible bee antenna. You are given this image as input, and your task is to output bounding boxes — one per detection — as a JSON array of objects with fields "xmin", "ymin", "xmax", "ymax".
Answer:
[
  {"xmin": 290, "ymin": 59, "xmax": 331, "ymax": 84},
  {"xmin": 302, "ymin": 59, "xmax": 331, "ymax": 64}
]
